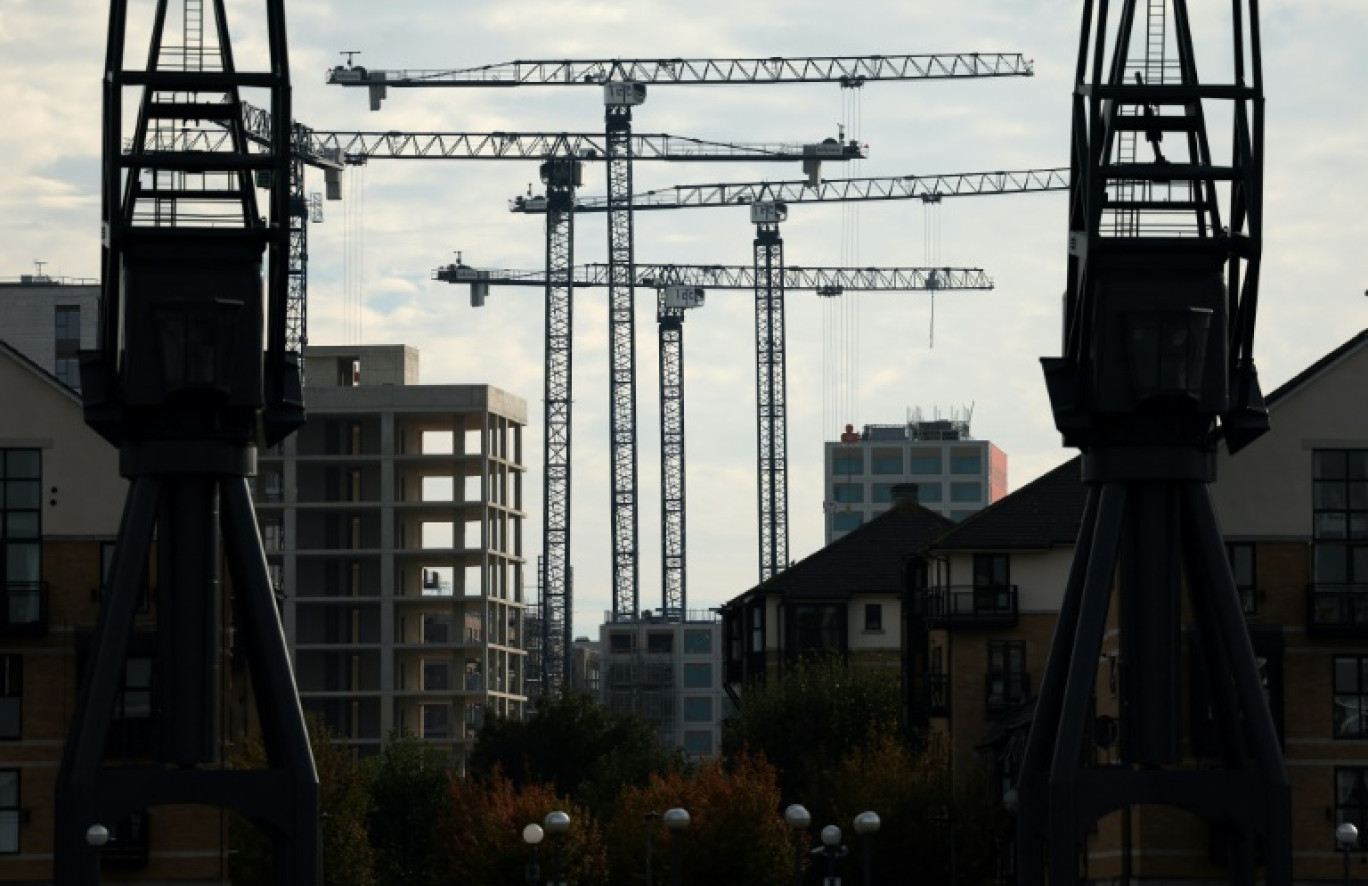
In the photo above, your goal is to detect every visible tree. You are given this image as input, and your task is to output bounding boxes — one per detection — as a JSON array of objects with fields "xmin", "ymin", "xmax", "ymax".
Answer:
[
  {"xmin": 721, "ymin": 655, "xmax": 900, "ymax": 802},
  {"xmin": 470, "ymin": 687, "xmax": 682, "ymax": 815},
  {"xmin": 227, "ymin": 713, "xmax": 375, "ymax": 886},
  {"xmin": 446, "ymin": 767, "xmax": 608, "ymax": 886},
  {"xmin": 366, "ymin": 729, "xmax": 455, "ymax": 886},
  {"xmin": 605, "ymin": 753, "xmax": 794, "ymax": 886}
]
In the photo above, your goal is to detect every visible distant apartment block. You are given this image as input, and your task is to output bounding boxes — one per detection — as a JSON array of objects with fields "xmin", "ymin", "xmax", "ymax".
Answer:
[
  {"xmin": 0, "ymin": 274, "xmax": 99, "ymax": 391},
  {"xmin": 255, "ymin": 345, "xmax": 528, "ymax": 761},
  {"xmin": 824, "ymin": 414, "xmax": 1007, "ymax": 542},
  {"xmin": 599, "ymin": 612, "xmax": 726, "ymax": 759}
]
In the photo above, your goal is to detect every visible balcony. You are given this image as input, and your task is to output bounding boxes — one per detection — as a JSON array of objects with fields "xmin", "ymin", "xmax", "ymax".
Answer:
[
  {"xmin": 1307, "ymin": 584, "xmax": 1368, "ymax": 637},
  {"xmin": 986, "ymin": 671, "xmax": 1031, "ymax": 715},
  {"xmin": 926, "ymin": 585, "xmax": 1018, "ymax": 630},
  {"xmin": 2, "ymin": 581, "xmax": 47, "ymax": 636}
]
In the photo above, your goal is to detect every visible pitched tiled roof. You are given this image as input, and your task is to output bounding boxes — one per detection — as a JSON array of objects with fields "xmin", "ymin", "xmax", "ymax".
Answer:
[
  {"xmin": 728, "ymin": 501, "xmax": 956, "ymax": 604},
  {"xmin": 928, "ymin": 456, "xmax": 1086, "ymax": 552}
]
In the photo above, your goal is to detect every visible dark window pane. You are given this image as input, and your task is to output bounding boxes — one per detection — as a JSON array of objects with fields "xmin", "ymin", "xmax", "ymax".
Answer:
[
  {"xmin": 1317, "ymin": 452, "xmax": 1348, "ymax": 480},
  {"xmin": 4, "ymin": 452, "xmax": 38, "ymax": 479}
]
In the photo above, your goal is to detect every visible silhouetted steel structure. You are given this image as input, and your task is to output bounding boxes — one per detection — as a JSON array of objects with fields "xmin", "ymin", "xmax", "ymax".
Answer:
[
  {"xmin": 55, "ymin": 1, "xmax": 318, "ymax": 883},
  {"xmin": 436, "ymin": 261, "xmax": 993, "ymax": 616},
  {"xmin": 334, "ymin": 53, "xmax": 1033, "ymax": 625},
  {"xmin": 1018, "ymin": 2, "xmax": 1288, "ymax": 884},
  {"xmin": 515, "ymin": 169, "xmax": 1065, "ymax": 584}
]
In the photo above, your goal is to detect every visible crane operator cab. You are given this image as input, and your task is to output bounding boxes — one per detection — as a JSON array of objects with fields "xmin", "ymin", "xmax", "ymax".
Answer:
[
  {"xmin": 604, "ymin": 82, "xmax": 647, "ymax": 107},
  {"xmin": 751, "ymin": 201, "xmax": 788, "ymax": 225},
  {"xmin": 662, "ymin": 285, "xmax": 705, "ymax": 310}
]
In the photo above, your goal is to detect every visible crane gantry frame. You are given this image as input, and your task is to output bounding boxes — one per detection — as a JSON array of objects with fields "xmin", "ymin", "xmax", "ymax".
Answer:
[
  {"xmin": 329, "ymin": 51, "xmax": 1036, "ymax": 627},
  {"xmin": 436, "ymin": 262, "xmax": 993, "ymax": 623},
  {"xmin": 512, "ymin": 167, "xmax": 1069, "ymax": 583}
]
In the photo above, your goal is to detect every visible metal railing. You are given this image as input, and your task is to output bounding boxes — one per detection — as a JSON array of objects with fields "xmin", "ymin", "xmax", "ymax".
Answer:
[{"xmin": 926, "ymin": 584, "xmax": 1019, "ymax": 629}]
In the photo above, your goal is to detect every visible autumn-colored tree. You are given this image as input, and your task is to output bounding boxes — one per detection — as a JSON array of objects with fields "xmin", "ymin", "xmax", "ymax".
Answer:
[
  {"xmin": 227, "ymin": 713, "xmax": 375, "ymax": 886},
  {"xmin": 446, "ymin": 767, "xmax": 609, "ymax": 886},
  {"xmin": 605, "ymin": 753, "xmax": 794, "ymax": 886},
  {"xmin": 721, "ymin": 655, "xmax": 900, "ymax": 801}
]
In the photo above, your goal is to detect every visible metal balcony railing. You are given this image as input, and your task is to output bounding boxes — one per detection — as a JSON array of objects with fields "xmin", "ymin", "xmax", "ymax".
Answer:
[
  {"xmin": 2, "ymin": 581, "xmax": 47, "ymax": 636},
  {"xmin": 926, "ymin": 584, "xmax": 1019, "ymax": 629},
  {"xmin": 1307, "ymin": 583, "xmax": 1368, "ymax": 636}
]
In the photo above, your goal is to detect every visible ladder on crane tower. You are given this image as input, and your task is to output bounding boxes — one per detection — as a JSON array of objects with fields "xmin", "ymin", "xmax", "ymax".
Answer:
[{"xmin": 327, "ymin": 50, "xmax": 1036, "ymax": 629}]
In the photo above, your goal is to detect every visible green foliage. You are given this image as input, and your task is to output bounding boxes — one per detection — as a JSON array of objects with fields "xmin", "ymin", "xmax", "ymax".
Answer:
[
  {"xmin": 721, "ymin": 655, "xmax": 900, "ymax": 801},
  {"xmin": 227, "ymin": 713, "xmax": 375, "ymax": 886},
  {"xmin": 446, "ymin": 767, "xmax": 608, "ymax": 886},
  {"xmin": 604, "ymin": 753, "xmax": 794, "ymax": 886},
  {"xmin": 470, "ymin": 687, "xmax": 683, "ymax": 814},
  {"xmin": 366, "ymin": 729, "xmax": 455, "ymax": 886}
]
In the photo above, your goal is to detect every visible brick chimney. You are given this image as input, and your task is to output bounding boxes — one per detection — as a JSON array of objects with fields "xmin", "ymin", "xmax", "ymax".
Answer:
[{"xmin": 890, "ymin": 483, "xmax": 920, "ymax": 510}]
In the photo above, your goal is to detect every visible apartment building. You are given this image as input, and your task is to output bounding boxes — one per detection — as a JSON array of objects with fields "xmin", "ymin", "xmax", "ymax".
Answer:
[
  {"xmin": 254, "ymin": 345, "xmax": 528, "ymax": 761},
  {"xmin": 599, "ymin": 612, "xmax": 725, "ymax": 759},
  {"xmin": 0, "ymin": 340, "xmax": 235, "ymax": 882},
  {"xmin": 0, "ymin": 275, "xmax": 99, "ymax": 391},
  {"xmin": 909, "ymin": 329, "xmax": 1368, "ymax": 883},
  {"xmin": 824, "ymin": 414, "xmax": 1007, "ymax": 542},
  {"xmin": 721, "ymin": 486, "xmax": 954, "ymax": 709}
]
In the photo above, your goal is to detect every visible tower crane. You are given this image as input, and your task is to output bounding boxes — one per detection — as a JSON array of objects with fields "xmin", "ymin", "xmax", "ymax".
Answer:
[
  {"xmin": 235, "ymin": 103, "xmax": 864, "ymax": 696},
  {"xmin": 1017, "ymin": 2, "xmax": 1287, "ymax": 885},
  {"xmin": 329, "ymin": 51, "xmax": 1035, "ymax": 626},
  {"xmin": 512, "ymin": 167, "xmax": 1068, "ymax": 582},
  {"xmin": 434, "ymin": 262, "xmax": 992, "ymax": 633}
]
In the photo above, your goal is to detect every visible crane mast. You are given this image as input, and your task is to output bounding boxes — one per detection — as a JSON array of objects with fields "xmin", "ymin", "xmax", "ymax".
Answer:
[
  {"xmin": 435, "ymin": 262, "xmax": 993, "ymax": 618},
  {"xmin": 330, "ymin": 50, "xmax": 1034, "ymax": 623},
  {"xmin": 513, "ymin": 167, "xmax": 1065, "ymax": 583},
  {"xmin": 1018, "ymin": 2, "xmax": 1285, "ymax": 884}
]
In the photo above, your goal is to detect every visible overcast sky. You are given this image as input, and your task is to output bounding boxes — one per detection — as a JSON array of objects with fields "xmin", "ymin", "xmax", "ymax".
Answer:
[{"xmin": 2, "ymin": 1, "xmax": 1364, "ymax": 639}]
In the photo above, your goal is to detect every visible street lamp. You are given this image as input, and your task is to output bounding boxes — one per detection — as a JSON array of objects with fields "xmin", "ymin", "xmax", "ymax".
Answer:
[
  {"xmin": 544, "ymin": 811, "xmax": 570, "ymax": 886},
  {"xmin": 85, "ymin": 824, "xmax": 110, "ymax": 848},
  {"xmin": 644, "ymin": 810, "xmax": 661, "ymax": 886},
  {"xmin": 522, "ymin": 823, "xmax": 544, "ymax": 886},
  {"xmin": 852, "ymin": 812, "xmax": 880, "ymax": 886},
  {"xmin": 785, "ymin": 804, "xmax": 811, "ymax": 886},
  {"xmin": 1337, "ymin": 821, "xmax": 1358, "ymax": 886},
  {"xmin": 664, "ymin": 807, "xmax": 691, "ymax": 886},
  {"xmin": 814, "ymin": 824, "xmax": 849, "ymax": 886}
]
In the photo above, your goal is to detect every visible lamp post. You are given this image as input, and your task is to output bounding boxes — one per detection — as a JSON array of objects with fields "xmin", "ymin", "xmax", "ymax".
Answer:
[
  {"xmin": 1337, "ymin": 821, "xmax": 1358, "ymax": 886},
  {"xmin": 544, "ymin": 811, "xmax": 570, "ymax": 886},
  {"xmin": 852, "ymin": 812, "xmax": 880, "ymax": 886},
  {"xmin": 85, "ymin": 824, "xmax": 110, "ymax": 848},
  {"xmin": 785, "ymin": 804, "xmax": 811, "ymax": 886},
  {"xmin": 663, "ymin": 808, "xmax": 691, "ymax": 886},
  {"xmin": 815, "ymin": 824, "xmax": 849, "ymax": 886},
  {"xmin": 522, "ymin": 823, "xmax": 544, "ymax": 886},
  {"xmin": 645, "ymin": 810, "xmax": 661, "ymax": 886}
]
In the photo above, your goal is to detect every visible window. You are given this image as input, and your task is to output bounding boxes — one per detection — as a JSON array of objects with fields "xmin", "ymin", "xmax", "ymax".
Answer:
[
  {"xmin": 792, "ymin": 604, "xmax": 842, "ymax": 655},
  {"xmin": 647, "ymin": 632, "xmax": 674, "ymax": 654},
  {"xmin": 1335, "ymin": 657, "xmax": 1368, "ymax": 739},
  {"xmin": 833, "ymin": 512, "xmax": 863, "ymax": 532},
  {"xmin": 0, "ymin": 770, "xmax": 17, "ymax": 853},
  {"xmin": 987, "ymin": 641, "xmax": 1028, "ymax": 712},
  {"xmin": 748, "ymin": 605, "xmax": 764, "ymax": 653},
  {"xmin": 55, "ymin": 305, "xmax": 81, "ymax": 390},
  {"xmin": 421, "ymin": 704, "xmax": 449, "ymax": 739},
  {"xmin": 2, "ymin": 450, "xmax": 42, "ymax": 632},
  {"xmin": 865, "ymin": 604, "xmax": 883, "ymax": 632},
  {"xmin": 832, "ymin": 449, "xmax": 863, "ymax": 476},
  {"xmin": 0, "ymin": 657, "xmax": 19, "ymax": 740},
  {"xmin": 1313, "ymin": 450, "xmax": 1368, "ymax": 592},
  {"xmin": 918, "ymin": 484, "xmax": 943, "ymax": 504},
  {"xmin": 116, "ymin": 658, "xmax": 153, "ymax": 721},
  {"xmin": 683, "ymin": 730, "xmax": 714, "ymax": 756},
  {"xmin": 950, "ymin": 482, "xmax": 982, "ymax": 503},
  {"xmin": 833, "ymin": 483, "xmax": 863, "ymax": 503},
  {"xmin": 683, "ymin": 630, "xmax": 712, "ymax": 655},
  {"xmin": 683, "ymin": 697, "xmax": 713, "ymax": 722},
  {"xmin": 871, "ymin": 450, "xmax": 902, "ymax": 475},
  {"xmin": 974, "ymin": 554, "xmax": 1010, "ymax": 587},
  {"xmin": 683, "ymin": 663, "xmax": 712, "ymax": 689},
  {"xmin": 950, "ymin": 451, "xmax": 983, "ymax": 474},
  {"xmin": 871, "ymin": 484, "xmax": 896, "ymax": 504},
  {"xmin": 609, "ymin": 632, "xmax": 635, "ymax": 654},
  {"xmin": 908, "ymin": 450, "xmax": 942, "ymax": 474},
  {"xmin": 1227, "ymin": 543, "xmax": 1257, "ymax": 615},
  {"xmin": 1335, "ymin": 768, "xmax": 1368, "ymax": 849}
]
